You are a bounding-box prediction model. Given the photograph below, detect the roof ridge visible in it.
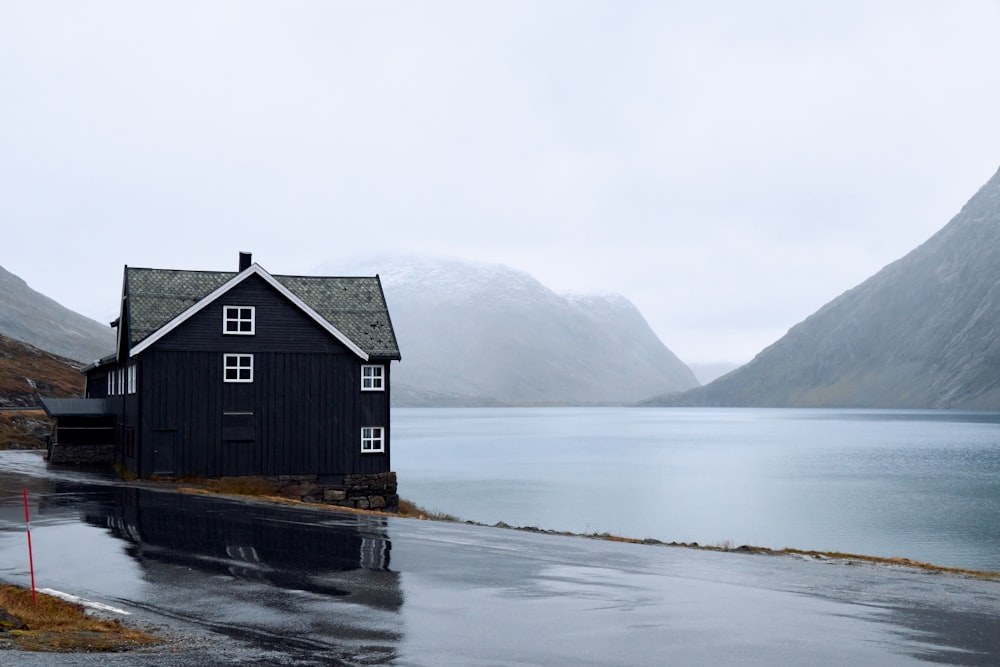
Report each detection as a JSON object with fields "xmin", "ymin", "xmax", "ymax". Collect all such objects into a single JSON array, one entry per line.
[{"xmin": 123, "ymin": 264, "xmax": 399, "ymax": 359}]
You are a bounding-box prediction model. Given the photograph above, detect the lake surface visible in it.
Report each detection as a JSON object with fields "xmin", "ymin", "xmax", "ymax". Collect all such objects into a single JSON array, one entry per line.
[{"xmin": 392, "ymin": 408, "xmax": 1000, "ymax": 572}]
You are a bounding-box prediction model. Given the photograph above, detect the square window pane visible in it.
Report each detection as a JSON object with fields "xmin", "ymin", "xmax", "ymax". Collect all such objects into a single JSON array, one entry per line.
[
  {"xmin": 224, "ymin": 306, "xmax": 255, "ymax": 335},
  {"xmin": 361, "ymin": 365, "xmax": 384, "ymax": 391},
  {"xmin": 224, "ymin": 354, "xmax": 253, "ymax": 382}
]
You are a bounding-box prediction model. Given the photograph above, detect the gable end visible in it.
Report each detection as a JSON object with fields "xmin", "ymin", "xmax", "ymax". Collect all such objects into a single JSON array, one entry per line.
[{"xmin": 127, "ymin": 265, "xmax": 371, "ymax": 359}]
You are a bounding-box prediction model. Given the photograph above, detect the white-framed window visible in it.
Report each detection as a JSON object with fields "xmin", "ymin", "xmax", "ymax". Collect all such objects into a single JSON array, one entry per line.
[
  {"xmin": 361, "ymin": 426, "xmax": 385, "ymax": 453},
  {"xmin": 127, "ymin": 363, "xmax": 137, "ymax": 394},
  {"xmin": 224, "ymin": 354, "xmax": 254, "ymax": 383},
  {"xmin": 108, "ymin": 368, "xmax": 123, "ymax": 395},
  {"xmin": 361, "ymin": 365, "xmax": 385, "ymax": 391},
  {"xmin": 223, "ymin": 306, "xmax": 255, "ymax": 335}
]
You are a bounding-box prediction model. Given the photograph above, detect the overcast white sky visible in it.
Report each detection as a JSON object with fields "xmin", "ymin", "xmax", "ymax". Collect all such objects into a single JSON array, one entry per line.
[{"xmin": 4, "ymin": 1, "xmax": 1000, "ymax": 365}]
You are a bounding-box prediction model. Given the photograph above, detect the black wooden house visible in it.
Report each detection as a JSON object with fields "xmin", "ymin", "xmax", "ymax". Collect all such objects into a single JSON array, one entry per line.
[{"xmin": 54, "ymin": 253, "xmax": 400, "ymax": 484}]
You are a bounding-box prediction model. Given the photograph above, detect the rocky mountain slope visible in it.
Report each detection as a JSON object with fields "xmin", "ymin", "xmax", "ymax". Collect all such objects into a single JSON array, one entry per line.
[
  {"xmin": 657, "ymin": 165, "xmax": 1000, "ymax": 409},
  {"xmin": 0, "ymin": 333, "xmax": 84, "ymax": 407},
  {"xmin": 319, "ymin": 256, "xmax": 698, "ymax": 405},
  {"xmin": 0, "ymin": 264, "xmax": 115, "ymax": 363},
  {"xmin": 0, "ymin": 334, "xmax": 83, "ymax": 449}
]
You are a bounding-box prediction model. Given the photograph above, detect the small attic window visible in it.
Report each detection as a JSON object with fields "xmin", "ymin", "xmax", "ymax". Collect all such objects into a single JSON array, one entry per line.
[
  {"xmin": 223, "ymin": 306, "xmax": 255, "ymax": 335},
  {"xmin": 361, "ymin": 365, "xmax": 384, "ymax": 391}
]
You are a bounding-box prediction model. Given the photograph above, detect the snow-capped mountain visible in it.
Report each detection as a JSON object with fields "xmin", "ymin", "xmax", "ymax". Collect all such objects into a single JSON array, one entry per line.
[{"xmin": 317, "ymin": 255, "xmax": 698, "ymax": 406}]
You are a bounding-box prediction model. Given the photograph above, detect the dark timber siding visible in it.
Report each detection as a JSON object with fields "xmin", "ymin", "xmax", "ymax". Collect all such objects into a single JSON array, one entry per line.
[
  {"xmin": 134, "ymin": 274, "xmax": 391, "ymax": 478},
  {"xmin": 120, "ymin": 364, "xmax": 140, "ymax": 471},
  {"xmin": 84, "ymin": 362, "xmax": 140, "ymax": 469},
  {"xmin": 86, "ymin": 371, "xmax": 109, "ymax": 398}
]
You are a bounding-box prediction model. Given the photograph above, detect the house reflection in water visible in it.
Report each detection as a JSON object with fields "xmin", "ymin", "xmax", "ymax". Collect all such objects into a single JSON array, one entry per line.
[{"xmin": 73, "ymin": 486, "xmax": 403, "ymax": 612}]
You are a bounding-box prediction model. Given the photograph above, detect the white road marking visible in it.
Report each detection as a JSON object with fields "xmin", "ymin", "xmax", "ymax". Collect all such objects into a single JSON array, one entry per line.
[{"xmin": 38, "ymin": 588, "xmax": 131, "ymax": 615}]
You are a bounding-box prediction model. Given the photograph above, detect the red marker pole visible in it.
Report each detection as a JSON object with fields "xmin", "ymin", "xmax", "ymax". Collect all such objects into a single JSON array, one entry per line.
[{"xmin": 23, "ymin": 488, "xmax": 36, "ymax": 604}]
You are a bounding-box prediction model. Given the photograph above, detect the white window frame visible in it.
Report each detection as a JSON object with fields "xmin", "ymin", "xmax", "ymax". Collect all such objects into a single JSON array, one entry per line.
[
  {"xmin": 223, "ymin": 353, "xmax": 254, "ymax": 383},
  {"xmin": 127, "ymin": 363, "xmax": 137, "ymax": 394},
  {"xmin": 361, "ymin": 426, "xmax": 385, "ymax": 453},
  {"xmin": 361, "ymin": 365, "xmax": 385, "ymax": 391},
  {"xmin": 223, "ymin": 305, "xmax": 256, "ymax": 335}
]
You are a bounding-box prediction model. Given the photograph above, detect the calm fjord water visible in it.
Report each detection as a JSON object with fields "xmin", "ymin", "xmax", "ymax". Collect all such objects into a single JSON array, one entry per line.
[{"xmin": 392, "ymin": 408, "xmax": 1000, "ymax": 572}]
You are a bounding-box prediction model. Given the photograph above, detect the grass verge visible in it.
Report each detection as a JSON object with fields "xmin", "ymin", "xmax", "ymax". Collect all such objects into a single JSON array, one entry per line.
[
  {"xmin": 396, "ymin": 498, "xmax": 460, "ymax": 522},
  {"xmin": 171, "ymin": 477, "xmax": 462, "ymax": 521},
  {"xmin": 0, "ymin": 584, "xmax": 161, "ymax": 652},
  {"xmin": 174, "ymin": 475, "xmax": 278, "ymax": 496},
  {"xmin": 774, "ymin": 547, "xmax": 1000, "ymax": 579}
]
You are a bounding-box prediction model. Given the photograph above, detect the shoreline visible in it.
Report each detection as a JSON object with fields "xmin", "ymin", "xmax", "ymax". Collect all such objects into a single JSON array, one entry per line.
[
  {"xmin": 173, "ymin": 484, "xmax": 1000, "ymax": 581},
  {"xmin": 5, "ymin": 445, "xmax": 996, "ymax": 582},
  {"xmin": 3, "ymin": 466, "xmax": 998, "ymax": 656}
]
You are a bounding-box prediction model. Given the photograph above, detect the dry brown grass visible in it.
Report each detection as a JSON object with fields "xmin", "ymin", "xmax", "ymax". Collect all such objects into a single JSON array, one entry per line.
[
  {"xmin": 0, "ymin": 584, "xmax": 160, "ymax": 652},
  {"xmin": 479, "ymin": 528, "xmax": 1000, "ymax": 581},
  {"xmin": 396, "ymin": 498, "xmax": 460, "ymax": 522},
  {"xmin": 618, "ymin": 539, "xmax": 1000, "ymax": 579},
  {"xmin": 180, "ymin": 476, "xmax": 279, "ymax": 497},
  {"xmin": 775, "ymin": 547, "xmax": 1000, "ymax": 579},
  {"xmin": 0, "ymin": 335, "xmax": 84, "ymax": 405},
  {"xmin": 0, "ymin": 410, "xmax": 50, "ymax": 450},
  {"xmin": 171, "ymin": 480, "xmax": 461, "ymax": 523}
]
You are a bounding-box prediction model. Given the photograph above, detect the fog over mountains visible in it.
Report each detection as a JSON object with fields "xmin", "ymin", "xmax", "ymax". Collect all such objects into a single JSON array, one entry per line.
[
  {"xmin": 658, "ymin": 165, "xmax": 1000, "ymax": 409},
  {"xmin": 1, "ymin": 257, "xmax": 698, "ymax": 406},
  {"xmin": 319, "ymin": 256, "xmax": 699, "ymax": 405},
  {"xmin": 14, "ymin": 159, "xmax": 1000, "ymax": 412},
  {"xmin": 0, "ymin": 264, "xmax": 114, "ymax": 364}
]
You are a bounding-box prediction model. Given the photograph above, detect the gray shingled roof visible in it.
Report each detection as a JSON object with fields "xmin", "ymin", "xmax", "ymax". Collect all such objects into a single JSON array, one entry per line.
[{"xmin": 125, "ymin": 267, "xmax": 400, "ymax": 359}]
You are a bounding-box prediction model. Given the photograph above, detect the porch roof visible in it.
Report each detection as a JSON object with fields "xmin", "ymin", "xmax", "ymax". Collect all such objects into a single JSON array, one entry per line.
[{"xmin": 39, "ymin": 398, "xmax": 114, "ymax": 418}]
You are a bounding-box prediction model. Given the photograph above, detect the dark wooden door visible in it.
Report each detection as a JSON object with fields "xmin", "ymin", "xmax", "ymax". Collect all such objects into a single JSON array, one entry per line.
[{"xmin": 152, "ymin": 429, "xmax": 176, "ymax": 476}]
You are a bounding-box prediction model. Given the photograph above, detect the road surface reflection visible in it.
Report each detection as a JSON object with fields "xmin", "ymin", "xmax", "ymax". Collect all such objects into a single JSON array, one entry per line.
[{"xmin": 1, "ymin": 451, "xmax": 999, "ymax": 666}]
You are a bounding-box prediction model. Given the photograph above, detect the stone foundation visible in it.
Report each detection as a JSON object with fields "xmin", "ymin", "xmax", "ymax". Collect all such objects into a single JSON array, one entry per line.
[
  {"xmin": 269, "ymin": 472, "xmax": 398, "ymax": 513},
  {"xmin": 48, "ymin": 444, "xmax": 114, "ymax": 465}
]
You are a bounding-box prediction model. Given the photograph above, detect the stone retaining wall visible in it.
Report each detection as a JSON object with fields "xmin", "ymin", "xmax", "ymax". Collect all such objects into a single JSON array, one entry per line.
[
  {"xmin": 269, "ymin": 471, "xmax": 398, "ymax": 512},
  {"xmin": 48, "ymin": 444, "xmax": 114, "ymax": 465}
]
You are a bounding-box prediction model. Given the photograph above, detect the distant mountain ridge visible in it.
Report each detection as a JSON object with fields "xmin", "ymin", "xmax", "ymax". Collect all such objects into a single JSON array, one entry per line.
[
  {"xmin": 1, "ymin": 258, "xmax": 697, "ymax": 406},
  {"xmin": 0, "ymin": 264, "xmax": 115, "ymax": 363},
  {"xmin": 658, "ymin": 165, "xmax": 1000, "ymax": 409},
  {"xmin": 319, "ymin": 256, "xmax": 698, "ymax": 406}
]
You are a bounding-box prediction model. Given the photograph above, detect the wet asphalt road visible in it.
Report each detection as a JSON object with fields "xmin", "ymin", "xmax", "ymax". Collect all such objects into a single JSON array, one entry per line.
[{"xmin": 0, "ymin": 451, "xmax": 999, "ymax": 666}]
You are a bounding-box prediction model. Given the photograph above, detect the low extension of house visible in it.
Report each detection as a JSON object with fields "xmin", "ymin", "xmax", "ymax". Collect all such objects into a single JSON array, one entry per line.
[{"xmin": 41, "ymin": 253, "xmax": 401, "ymax": 511}]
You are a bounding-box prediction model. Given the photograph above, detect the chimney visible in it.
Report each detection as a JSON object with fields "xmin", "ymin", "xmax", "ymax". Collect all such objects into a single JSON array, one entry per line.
[{"xmin": 239, "ymin": 252, "xmax": 252, "ymax": 271}]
